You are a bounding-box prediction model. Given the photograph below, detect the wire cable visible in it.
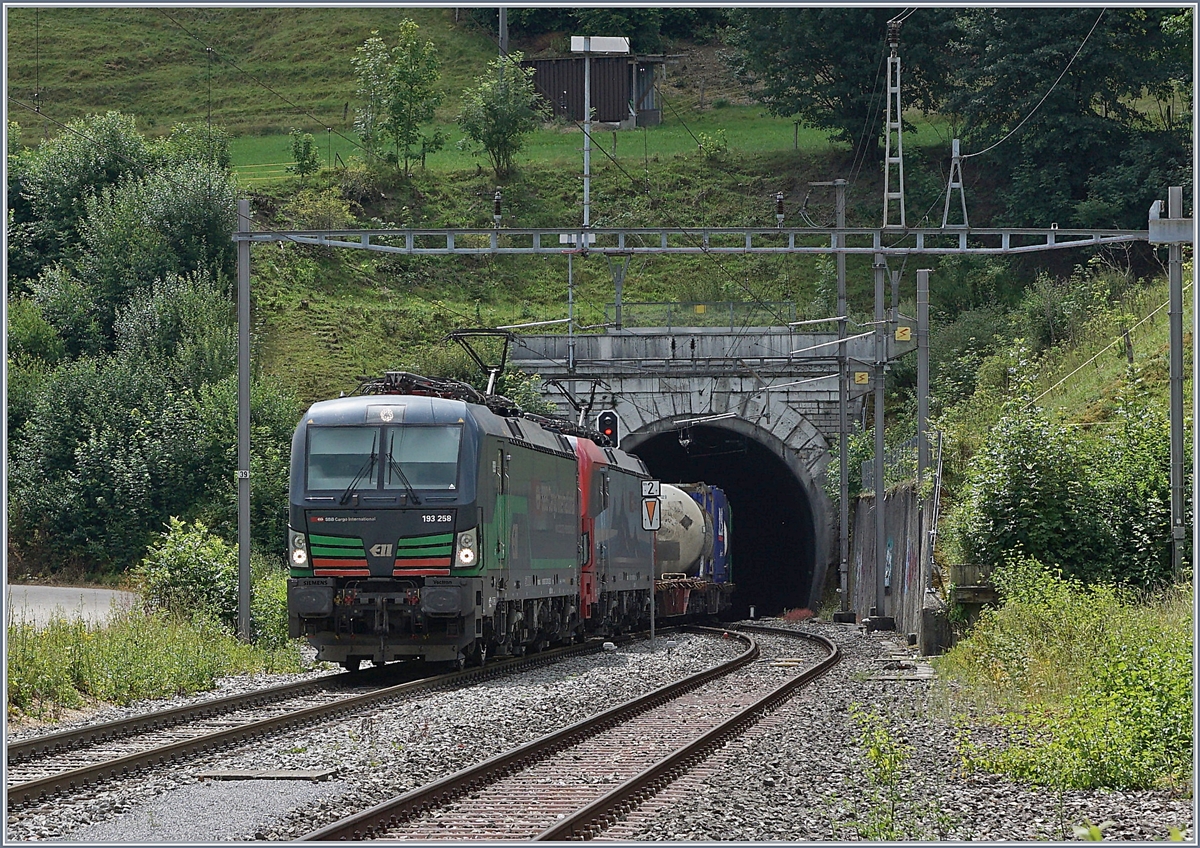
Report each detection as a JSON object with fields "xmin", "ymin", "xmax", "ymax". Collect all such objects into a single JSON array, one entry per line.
[
  {"xmin": 1027, "ymin": 282, "xmax": 1193, "ymax": 408},
  {"xmin": 963, "ymin": 9, "xmax": 1106, "ymax": 160}
]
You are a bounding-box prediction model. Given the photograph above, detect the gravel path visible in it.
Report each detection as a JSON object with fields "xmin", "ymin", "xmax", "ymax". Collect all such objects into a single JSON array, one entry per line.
[{"xmin": 5, "ymin": 622, "xmax": 1193, "ymax": 843}]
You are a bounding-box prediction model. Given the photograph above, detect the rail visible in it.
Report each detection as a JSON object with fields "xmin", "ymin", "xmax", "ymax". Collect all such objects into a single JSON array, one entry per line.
[
  {"xmin": 6, "ymin": 638, "xmax": 618, "ymax": 809},
  {"xmin": 299, "ymin": 625, "xmax": 838, "ymax": 841}
]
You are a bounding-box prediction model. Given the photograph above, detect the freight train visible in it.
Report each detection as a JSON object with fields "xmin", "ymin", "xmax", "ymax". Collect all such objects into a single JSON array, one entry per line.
[{"xmin": 286, "ymin": 372, "xmax": 733, "ymax": 670}]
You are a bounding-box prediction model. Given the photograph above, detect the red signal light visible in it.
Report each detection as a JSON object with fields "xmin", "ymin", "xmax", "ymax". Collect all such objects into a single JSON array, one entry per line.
[{"xmin": 597, "ymin": 411, "xmax": 619, "ymax": 444}]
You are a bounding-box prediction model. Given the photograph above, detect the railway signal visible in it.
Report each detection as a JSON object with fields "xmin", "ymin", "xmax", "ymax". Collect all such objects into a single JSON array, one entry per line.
[{"xmin": 597, "ymin": 410, "xmax": 620, "ymax": 446}]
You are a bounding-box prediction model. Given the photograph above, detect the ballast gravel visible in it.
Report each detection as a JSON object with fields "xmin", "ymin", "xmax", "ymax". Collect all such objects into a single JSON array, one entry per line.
[
  {"xmin": 6, "ymin": 622, "xmax": 1193, "ymax": 843},
  {"xmin": 7, "ymin": 633, "xmax": 744, "ymax": 842}
]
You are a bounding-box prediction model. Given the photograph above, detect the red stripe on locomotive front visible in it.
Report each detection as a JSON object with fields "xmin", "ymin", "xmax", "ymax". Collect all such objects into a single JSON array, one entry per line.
[{"xmin": 311, "ymin": 558, "xmax": 369, "ymax": 568}]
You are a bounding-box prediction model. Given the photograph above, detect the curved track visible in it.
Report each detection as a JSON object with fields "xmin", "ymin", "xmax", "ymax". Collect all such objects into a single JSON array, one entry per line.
[
  {"xmin": 6, "ymin": 639, "xmax": 618, "ymax": 810},
  {"xmin": 301, "ymin": 625, "xmax": 838, "ymax": 841}
]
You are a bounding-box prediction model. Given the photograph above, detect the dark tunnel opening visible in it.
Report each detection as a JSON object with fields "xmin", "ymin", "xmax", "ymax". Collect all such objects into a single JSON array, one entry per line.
[{"xmin": 628, "ymin": 425, "xmax": 818, "ymax": 619}]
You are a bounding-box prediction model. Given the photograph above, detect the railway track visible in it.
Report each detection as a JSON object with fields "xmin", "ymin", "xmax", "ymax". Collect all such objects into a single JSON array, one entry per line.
[
  {"xmin": 5, "ymin": 638, "xmax": 623, "ymax": 810},
  {"xmin": 300, "ymin": 624, "xmax": 838, "ymax": 841}
]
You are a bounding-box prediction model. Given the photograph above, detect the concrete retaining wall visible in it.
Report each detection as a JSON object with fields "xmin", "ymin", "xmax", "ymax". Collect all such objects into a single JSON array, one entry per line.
[{"xmin": 849, "ymin": 484, "xmax": 944, "ymax": 651}]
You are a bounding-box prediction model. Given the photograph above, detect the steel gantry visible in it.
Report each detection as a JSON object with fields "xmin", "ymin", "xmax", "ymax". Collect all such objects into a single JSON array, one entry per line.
[{"xmin": 233, "ymin": 225, "xmax": 1148, "ymax": 256}]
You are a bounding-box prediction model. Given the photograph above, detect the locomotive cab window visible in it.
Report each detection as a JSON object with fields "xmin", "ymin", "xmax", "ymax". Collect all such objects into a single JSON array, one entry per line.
[
  {"xmin": 307, "ymin": 427, "xmax": 379, "ymax": 490},
  {"xmin": 385, "ymin": 426, "xmax": 462, "ymax": 490}
]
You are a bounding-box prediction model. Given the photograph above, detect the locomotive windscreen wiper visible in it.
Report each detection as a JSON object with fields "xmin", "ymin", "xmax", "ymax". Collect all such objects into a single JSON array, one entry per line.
[
  {"xmin": 386, "ymin": 450, "xmax": 422, "ymax": 505},
  {"xmin": 339, "ymin": 432, "xmax": 378, "ymax": 505}
]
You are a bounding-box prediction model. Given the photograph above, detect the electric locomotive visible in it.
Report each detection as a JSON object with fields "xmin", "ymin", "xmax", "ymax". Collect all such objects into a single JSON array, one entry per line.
[{"xmin": 286, "ymin": 373, "xmax": 655, "ymax": 670}]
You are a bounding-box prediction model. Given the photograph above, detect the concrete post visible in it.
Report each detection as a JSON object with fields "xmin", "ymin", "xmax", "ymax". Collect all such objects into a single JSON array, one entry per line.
[
  {"xmin": 1167, "ymin": 186, "xmax": 1186, "ymax": 580},
  {"xmin": 917, "ymin": 270, "xmax": 930, "ymax": 483},
  {"xmin": 836, "ymin": 180, "xmax": 852, "ymax": 620},
  {"xmin": 873, "ymin": 255, "xmax": 890, "ymax": 626},
  {"xmin": 917, "ymin": 268, "xmax": 932, "ymax": 638},
  {"xmin": 237, "ymin": 199, "xmax": 252, "ymax": 642}
]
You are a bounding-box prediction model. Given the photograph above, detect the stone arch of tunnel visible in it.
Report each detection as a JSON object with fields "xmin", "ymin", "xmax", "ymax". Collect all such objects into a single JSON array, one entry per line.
[{"xmin": 623, "ymin": 418, "xmax": 832, "ymax": 619}]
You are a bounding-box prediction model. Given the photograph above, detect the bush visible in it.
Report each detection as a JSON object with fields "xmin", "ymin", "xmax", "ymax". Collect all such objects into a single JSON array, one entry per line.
[
  {"xmin": 135, "ymin": 517, "xmax": 239, "ymax": 627},
  {"xmin": 250, "ymin": 554, "xmax": 292, "ymax": 650},
  {"xmin": 288, "ymin": 128, "xmax": 321, "ymax": 179},
  {"xmin": 9, "ymin": 356, "xmax": 205, "ymax": 571},
  {"xmin": 17, "ymin": 111, "xmax": 152, "ymax": 276},
  {"xmin": 953, "ymin": 404, "xmax": 1111, "ymax": 583},
  {"xmin": 156, "ymin": 121, "xmax": 232, "ymax": 171},
  {"xmin": 78, "ymin": 161, "xmax": 237, "ymax": 341},
  {"xmin": 134, "ymin": 521, "xmax": 297, "ymax": 650}
]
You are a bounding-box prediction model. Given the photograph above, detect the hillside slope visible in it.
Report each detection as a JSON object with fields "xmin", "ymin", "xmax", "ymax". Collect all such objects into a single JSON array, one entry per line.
[{"xmin": 6, "ymin": 7, "xmax": 497, "ymax": 139}]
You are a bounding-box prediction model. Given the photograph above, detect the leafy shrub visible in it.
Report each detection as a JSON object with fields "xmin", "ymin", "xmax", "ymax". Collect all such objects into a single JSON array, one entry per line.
[
  {"xmin": 9, "ymin": 357, "xmax": 204, "ymax": 571},
  {"xmin": 697, "ymin": 129, "xmax": 729, "ymax": 159},
  {"xmin": 1089, "ymin": 393, "xmax": 1180, "ymax": 588},
  {"xmin": 28, "ymin": 265, "xmax": 104, "ymax": 359},
  {"xmin": 135, "ymin": 517, "xmax": 238, "ymax": 627},
  {"xmin": 156, "ymin": 121, "xmax": 232, "ymax": 170},
  {"xmin": 284, "ymin": 187, "xmax": 356, "ymax": 230},
  {"xmin": 250, "ymin": 554, "xmax": 292, "ymax": 650},
  {"xmin": 134, "ymin": 523, "xmax": 297, "ymax": 649},
  {"xmin": 288, "ymin": 128, "xmax": 321, "ymax": 179},
  {"xmin": 940, "ymin": 560, "xmax": 1193, "ymax": 791},
  {"xmin": 6, "ymin": 295, "xmax": 65, "ymax": 365},
  {"xmin": 17, "ymin": 111, "xmax": 152, "ymax": 276},
  {"xmin": 191, "ymin": 375, "xmax": 302, "ymax": 561},
  {"xmin": 78, "ymin": 161, "xmax": 237, "ymax": 341},
  {"xmin": 953, "ymin": 405, "xmax": 1111, "ymax": 583},
  {"xmin": 114, "ymin": 271, "xmax": 236, "ymax": 388}
]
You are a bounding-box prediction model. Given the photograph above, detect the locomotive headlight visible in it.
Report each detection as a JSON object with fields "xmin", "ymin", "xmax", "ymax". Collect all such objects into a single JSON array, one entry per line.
[
  {"xmin": 455, "ymin": 527, "xmax": 477, "ymax": 566},
  {"xmin": 290, "ymin": 531, "xmax": 309, "ymax": 566}
]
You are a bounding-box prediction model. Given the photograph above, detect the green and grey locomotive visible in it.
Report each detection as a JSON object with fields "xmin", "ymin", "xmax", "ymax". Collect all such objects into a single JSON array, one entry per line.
[{"xmin": 286, "ymin": 373, "xmax": 655, "ymax": 670}]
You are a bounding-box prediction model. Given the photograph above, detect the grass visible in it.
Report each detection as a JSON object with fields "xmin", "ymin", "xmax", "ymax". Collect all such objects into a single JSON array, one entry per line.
[
  {"xmin": 7, "ymin": 7, "xmax": 497, "ymax": 141},
  {"xmin": 6, "ymin": 607, "xmax": 304, "ymax": 721},
  {"xmin": 933, "ymin": 559, "xmax": 1193, "ymax": 793},
  {"xmin": 228, "ymin": 104, "xmax": 962, "ymax": 184},
  {"xmin": 1029, "ymin": 266, "xmax": 1194, "ymax": 422}
]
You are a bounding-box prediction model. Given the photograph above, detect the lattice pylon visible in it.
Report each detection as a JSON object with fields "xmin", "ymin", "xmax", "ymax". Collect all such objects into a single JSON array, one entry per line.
[
  {"xmin": 942, "ymin": 138, "xmax": 969, "ymax": 228},
  {"xmin": 882, "ymin": 26, "xmax": 905, "ymax": 229}
]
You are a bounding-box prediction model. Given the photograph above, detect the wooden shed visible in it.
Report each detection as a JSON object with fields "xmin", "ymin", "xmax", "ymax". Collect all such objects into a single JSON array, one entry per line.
[{"xmin": 520, "ymin": 55, "xmax": 667, "ymax": 128}]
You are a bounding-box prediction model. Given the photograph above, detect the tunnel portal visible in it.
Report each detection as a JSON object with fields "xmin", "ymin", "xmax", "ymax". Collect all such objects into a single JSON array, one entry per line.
[{"xmin": 626, "ymin": 423, "xmax": 821, "ymax": 619}]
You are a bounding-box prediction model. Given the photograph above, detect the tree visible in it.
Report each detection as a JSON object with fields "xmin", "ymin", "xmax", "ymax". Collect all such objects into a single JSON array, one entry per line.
[
  {"xmin": 945, "ymin": 8, "xmax": 1192, "ymax": 228},
  {"xmin": 724, "ymin": 8, "xmax": 959, "ymax": 162},
  {"xmin": 77, "ymin": 161, "xmax": 237, "ymax": 342},
  {"xmin": 288, "ymin": 128, "xmax": 320, "ymax": 179},
  {"xmin": 384, "ymin": 19, "xmax": 445, "ymax": 174},
  {"xmin": 351, "ymin": 32, "xmax": 391, "ymax": 155},
  {"xmin": 114, "ymin": 271, "xmax": 236, "ymax": 389},
  {"xmin": 156, "ymin": 121, "xmax": 232, "ymax": 171},
  {"xmin": 457, "ymin": 53, "xmax": 547, "ymax": 179},
  {"xmin": 351, "ymin": 21, "xmax": 444, "ymax": 173},
  {"xmin": 15, "ymin": 111, "xmax": 151, "ymax": 279}
]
